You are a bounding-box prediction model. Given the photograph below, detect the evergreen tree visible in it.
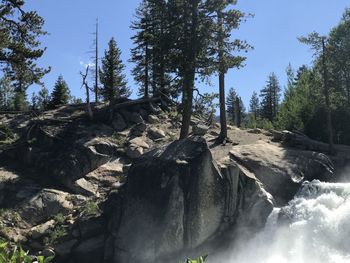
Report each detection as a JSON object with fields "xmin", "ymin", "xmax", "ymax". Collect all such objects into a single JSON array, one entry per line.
[
  {"xmin": 0, "ymin": 75, "xmax": 14, "ymax": 110},
  {"xmin": 259, "ymin": 73, "xmax": 281, "ymax": 122},
  {"xmin": 249, "ymin": 91, "xmax": 259, "ymax": 120},
  {"xmin": 100, "ymin": 38, "xmax": 130, "ymax": 102},
  {"xmin": 226, "ymin": 87, "xmax": 237, "ymax": 123},
  {"xmin": 0, "ymin": 0, "xmax": 50, "ymax": 95},
  {"xmin": 328, "ymin": 8, "xmax": 350, "ymax": 107},
  {"xmin": 299, "ymin": 32, "xmax": 334, "ymax": 153},
  {"xmin": 38, "ymin": 86, "xmax": 50, "ymax": 110},
  {"xmin": 130, "ymin": 0, "xmax": 153, "ymax": 98},
  {"xmin": 13, "ymin": 91, "xmax": 28, "ymax": 111},
  {"xmin": 206, "ymin": 0, "xmax": 252, "ymax": 141},
  {"xmin": 49, "ymin": 75, "xmax": 71, "ymax": 108},
  {"xmin": 131, "ymin": 0, "xmax": 175, "ymax": 99},
  {"xmin": 193, "ymin": 92, "xmax": 219, "ymax": 124}
]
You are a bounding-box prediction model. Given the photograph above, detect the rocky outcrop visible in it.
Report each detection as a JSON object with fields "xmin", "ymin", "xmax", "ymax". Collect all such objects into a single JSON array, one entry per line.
[
  {"xmin": 230, "ymin": 141, "xmax": 334, "ymax": 203},
  {"xmin": 103, "ymin": 137, "xmax": 274, "ymax": 263}
]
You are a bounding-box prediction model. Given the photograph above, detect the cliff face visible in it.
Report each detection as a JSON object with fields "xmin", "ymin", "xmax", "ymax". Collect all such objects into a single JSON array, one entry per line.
[
  {"xmin": 0, "ymin": 101, "xmax": 343, "ymax": 262},
  {"xmin": 102, "ymin": 137, "xmax": 273, "ymax": 263}
]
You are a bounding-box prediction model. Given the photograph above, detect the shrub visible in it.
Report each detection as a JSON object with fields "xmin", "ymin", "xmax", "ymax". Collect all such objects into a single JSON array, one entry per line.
[
  {"xmin": 78, "ymin": 200, "xmax": 100, "ymax": 217},
  {"xmin": 185, "ymin": 255, "xmax": 208, "ymax": 263},
  {"xmin": 0, "ymin": 240, "xmax": 54, "ymax": 263},
  {"xmin": 0, "ymin": 124, "xmax": 14, "ymax": 142}
]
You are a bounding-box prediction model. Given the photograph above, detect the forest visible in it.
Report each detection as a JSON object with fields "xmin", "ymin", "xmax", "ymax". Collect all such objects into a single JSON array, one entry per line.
[{"xmin": 1, "ymin": 1, "xmax": 350, "ymax": 152}]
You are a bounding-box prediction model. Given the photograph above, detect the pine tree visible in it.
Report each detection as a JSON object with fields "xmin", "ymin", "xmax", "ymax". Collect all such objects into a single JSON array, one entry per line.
[
  {"xmin": 0, "ymin": 75, "xmax": 14, "ymax": 110},
  {"xmin": 100, "ymin": 38, "xmax": 130, "ymax": 102},
  {"xmin": 130, "ymin": 0, "xmax": 153, "ymax": 98},
  {"xmin": 206, "ymin": 0, "xmax": 252, "ymax": 142},
  {"xmin": 249, "ymin": 91, "xmax": 259, "ymax": 120},
  {"xmin": 299, "ymin": 32, "xmax": 334, "ymax": 154},
  {"xmin": 0, "ymin": 0, "xmax": 50, "ymax": 95},
  {"xmin": 38, "ymin": 86, "xmax": 50, "ymax": 110},
  {"xmin": 226, "ymin": 87, "xmax": 237, "ymax": 123},
  {"xmin": 130, "ymin": 0, "xmax": 174, "ymax": 99},
  {"xmin": 49, "ymin": 75, "xmax": 71, "ymax": 108},
  {"xmin": 260, "ymin": 73, "xmax": 281, "ymax": 122}
]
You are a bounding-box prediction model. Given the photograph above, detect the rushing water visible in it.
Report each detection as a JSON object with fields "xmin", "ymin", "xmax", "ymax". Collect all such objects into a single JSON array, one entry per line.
[{"xmin": 227, "ymin": 180, "xmax": 350, "ymax": 263}]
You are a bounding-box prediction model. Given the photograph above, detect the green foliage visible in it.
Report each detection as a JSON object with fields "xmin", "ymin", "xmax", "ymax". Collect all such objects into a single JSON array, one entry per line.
[
  {"xmin": 37, "ymin": 87, "xmax": 50, "ymax": 111},
  {"xmin": 53, "ymin": 213, "xmax": 66, "ymax": 225},
  {"xmin": 49, "ymin": 75, "xmax": 71, "ymax": 108},
  {"xmin": 13, "ymin": 92, "xmax": 28, "ymax": 111},
  {"xmin": 193, "ymin": 92, "xmax": 219, "ymax": 123},
  {"xmin": 0, "ymin": 240, "xmax": 54, "ymax": 263},
  {"xmin": 249, "ymin": 91, "xmax": 259, "ymax": 120},
  {"xmin": 0, "ymin": 124, "xmax": 14, "ymax": 142},
  {"xmin": 0, "ymin": 0, "xmax": 50, "ymax": 94},
  {"xmin": 100, "ymin": 38, "xmax": 130, "ymax": 102},
  {"xmin": 43, "ymin": 226, "xmax": 68, "ymax": 246},
  {"xmin": 185, "ymin": 255, "xmax": 208, "ymax": 263},
  {"xmin": 259, "ymin": 73, "xmax": 281, "ymax": 122},
  {"xmin": 78, "ymin": 200, "xmax": 100, "ymax": 217},
  {"xmin": 0, "ymin": 76, "xmax": 15, "ymax": 111}
]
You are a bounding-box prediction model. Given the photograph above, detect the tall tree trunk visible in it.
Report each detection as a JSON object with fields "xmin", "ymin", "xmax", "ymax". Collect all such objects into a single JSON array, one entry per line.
[
  {"xmin": 179, "ymin": 0, "xmax": 198, "ymax": 140},
  {"xmin": 321, "ymin": 38, "xmax": 334, "ymax": 154},
  {"xmin": 144, "ymin": 42, "xmax": 149, "ymax": 98},
  {"xmin": 95, "ymin": 19, "xmax": 99, "ymax": 103},
  {"xmin": 217, "ymin": 10, "xmax": 227, "ymax": 142},
  {"xmin": 346, "ymin": 75, "xmax": 350, "ymax": 107},
  {"xmin": 219, "ymin": 72, "xmax": 227, "ymax": 138},
  {"xmin": 180, "ymin": 74, "xmax": 194, "ymax": 139}
]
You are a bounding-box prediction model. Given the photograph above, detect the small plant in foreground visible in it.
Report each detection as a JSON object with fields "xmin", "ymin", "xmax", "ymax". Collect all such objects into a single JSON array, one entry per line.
[
  {"xmin": 0, "ymin": 240, "xmax": 54, "ymax": 263},
  {"xmin": 185, "ymin": 254, "xmax": 208, "ymax": 263},
  {"xmin": 78, "ymin": 200, "xmax": 100, "ymax": 217}
]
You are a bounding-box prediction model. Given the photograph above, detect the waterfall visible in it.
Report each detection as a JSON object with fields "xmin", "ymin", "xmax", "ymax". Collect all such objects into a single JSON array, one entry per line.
[{"xmin": 226, "ymin": 180, "xmax": 350, "ymax": 263}]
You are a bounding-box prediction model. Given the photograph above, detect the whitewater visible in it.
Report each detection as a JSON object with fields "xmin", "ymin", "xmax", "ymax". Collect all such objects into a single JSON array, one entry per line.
[{"xmin": 226, "ymin": 180, "xmax": 350, "ymax": 263}]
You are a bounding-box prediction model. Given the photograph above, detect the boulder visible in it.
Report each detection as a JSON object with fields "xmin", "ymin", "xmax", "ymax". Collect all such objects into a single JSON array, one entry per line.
[
  {"xmin": 192, "ymin": 124, "xmax": 209, "ymax": 136},
  {"xmin": 104, "ymin": 137, "xmax": 273, "ymax": 263},
  {"xmin": 129, "ymin": 137, "xmax": 150, "ymax": 149},
  {"xmin": 29, "ymin": 220, "xmax": 55, "ymax": 239},
  {"xmin": 130, "ymin": 122, "xmax": 147, "ymax": 137},
  {"xmin": 73, "ymin": 178, "xmax": 99, "ymax": 197},
  {"xmin": 20, "ymin": 189, "xmax": 73, "ymax": 225},
  {"xmin": 112, "ymin": 113, "xmax": 127, "ymax": 132},
  {"xmin": 148, "ymin": 115, "xmax": 160, "ymax": 124},
  {"xmin": 230, "ymin": 141, "xmax": 334, "ymax": 203},
  {"xmin": 148, "ymin": 127, "xmax": 166, "ymax": 140},
  {"xmin": 126, "ymin": 145, "xmax": 143, "ymax": 159},
  {"xmin": 129, "ymin": 112, "xmax": 144, "ymax": 124}
]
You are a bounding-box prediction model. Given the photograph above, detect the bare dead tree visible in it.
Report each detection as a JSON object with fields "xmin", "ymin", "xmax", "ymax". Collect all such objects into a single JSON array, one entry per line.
[{"xmin": 80, "ymin": 65, "xmax": 93, "ymax": 120}]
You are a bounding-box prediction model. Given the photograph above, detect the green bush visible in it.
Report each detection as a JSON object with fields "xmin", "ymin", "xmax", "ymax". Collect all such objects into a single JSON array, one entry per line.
[
  {"xmin": 0, "ymin": 124, "xmax": 14, "ymax": 142},
  {"xmin": 78, "ymin": 200, "xmax": 100, "ymax": 217},
  {"xmin": 0, "ymin": 240, "xmax": 54, "ymax": 263},
  {"xmin": 185, "ymin": 255, "xmax": 208, "ymax": 263}
]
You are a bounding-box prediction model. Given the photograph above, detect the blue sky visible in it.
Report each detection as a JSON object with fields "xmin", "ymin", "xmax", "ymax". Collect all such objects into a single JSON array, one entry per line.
[{"xmin": 25, "ymin": 0, "xmax": 349, "ymax": 107}]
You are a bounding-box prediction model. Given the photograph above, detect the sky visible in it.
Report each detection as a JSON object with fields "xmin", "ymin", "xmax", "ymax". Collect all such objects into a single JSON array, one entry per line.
[{"xmin": 25, "ymin": 0, "xmax": 350, "ymax": 107}]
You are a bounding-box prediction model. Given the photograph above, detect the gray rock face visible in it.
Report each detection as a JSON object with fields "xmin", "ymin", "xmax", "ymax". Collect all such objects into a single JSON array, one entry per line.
[
  {"xmin": 20, "ymin": 189, "xmax": 73, "ymax": 225},
  {"xmin": 148, "ymin": 127, "xmax": 166, "ymax": 140},
  {"xmin": 129, "ymin": 137, "xmax": 150, "ymax": 149},
  {"xmin": 126, "ymin": 145, "xmax": 144, "ymax": 159},
  {"xmin": 73, "ymin": 178, "xmax": 99, "ymax": 197},
  {"xmin": 112, "ymin": 113, "xmax": 127, "ymax": 132},
  {"xmin": 148, "ymin": 115, "xmax": 160, "ymax": 124},
  {"xmin": 130, "ymin": 122, "xmax": 147, "ymax": 137},
  {"xmin": 230, "ymin": 141, "xmax": 334, "ymax": 203},
  {"xmin": 192, "ymin": 124, "xmax": 209, "ymax": 136},
  {"xmin": 104, "ymin": 137, "xmax": 273, "ymax": 263}
]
